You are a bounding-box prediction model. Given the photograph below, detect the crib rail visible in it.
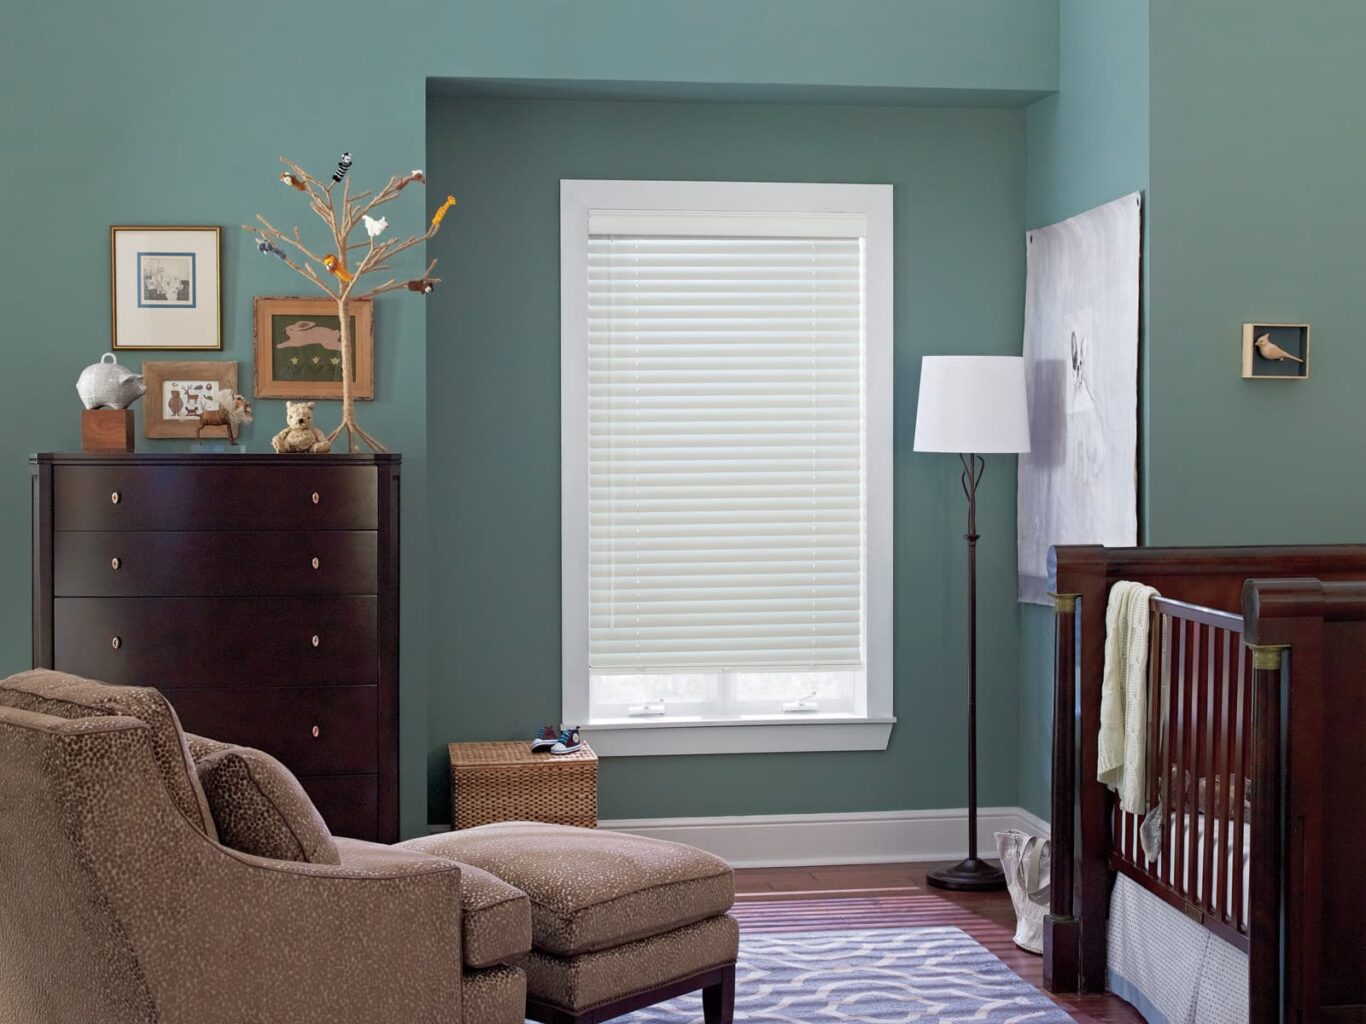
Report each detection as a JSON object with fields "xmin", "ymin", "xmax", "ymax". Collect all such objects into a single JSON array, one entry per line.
[
  {"xmin": 1046, "ymin": 544, "xmax": 1366, "ymax": 1023},
  {"xmin": 1109, "ymin": 597, "xmax": 1251, "ymax": 952}
]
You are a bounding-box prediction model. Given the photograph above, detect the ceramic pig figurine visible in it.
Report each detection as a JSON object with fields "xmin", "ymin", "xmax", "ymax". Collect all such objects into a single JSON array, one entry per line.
[{"xmin": 77, "ymin": 353, "xmax": 146, "ymax": 410}]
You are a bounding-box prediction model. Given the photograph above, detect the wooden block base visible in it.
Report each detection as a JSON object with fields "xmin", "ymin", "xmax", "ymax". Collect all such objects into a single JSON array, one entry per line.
[{"xmin": 81, "ymin": 409, "xmax": 135, "ymax": 452}]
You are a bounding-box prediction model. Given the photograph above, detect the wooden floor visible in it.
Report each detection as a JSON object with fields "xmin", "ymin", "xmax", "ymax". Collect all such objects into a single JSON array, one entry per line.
[{"xmin": 733, "ymin": 861, "xmax": 1143, "ymax": 1024}]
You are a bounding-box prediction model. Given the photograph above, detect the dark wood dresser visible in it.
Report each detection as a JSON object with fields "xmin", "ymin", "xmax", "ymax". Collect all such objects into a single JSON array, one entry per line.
[{"xmin": 30, "ymin": 453, "xmax": 400, "ymax": 843}]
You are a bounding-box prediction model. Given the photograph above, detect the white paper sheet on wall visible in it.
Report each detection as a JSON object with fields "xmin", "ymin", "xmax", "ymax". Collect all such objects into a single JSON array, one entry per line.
[{"xmin": 1018, "ymin": 192, "xmax": 1142, "ymax": 604}]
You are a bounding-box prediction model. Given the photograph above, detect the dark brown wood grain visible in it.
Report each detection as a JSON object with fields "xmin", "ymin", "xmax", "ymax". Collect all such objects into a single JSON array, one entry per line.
[
  {"xmin": 161, "ymin": 685, "xmax": 377, "ymax": 774},
  {"xmin": 297, "ymin": 774, "xmax": 379, "ymax": 841},
  {"xmin": 53, "ymin": 530, "xmax": 378, "ymax": 597},
  {"xmin": 53, "ymin": 596, "xmax": 378, "ymax": 687},
  {"xmin": 51, "ymin": 459, "xmax": 378, "ymax": 531},
  {"xmin": 30, "ymin": 453, "xmax": 401, "ymax": 844},
  {"xmin": 1244, "ymin": 578, "xmax": 1366, "ymax": 1023},
  {"xmin": 1047, "ymin": 545, "xmax": 1366, "ymax": 1020},
  {"xmin": 1043, "ymin": 596, "xmax": 1079, "ymax": 993}
]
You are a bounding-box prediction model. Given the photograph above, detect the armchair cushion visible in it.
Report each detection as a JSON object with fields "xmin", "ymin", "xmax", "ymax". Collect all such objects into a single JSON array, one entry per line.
[
  {"xmin": 0, "ymin": 670, "xmax": 215, "ymax": 839},
  {"xmin": 397, "ymin": 834, "xmax": 533, "ymax": 968},
  {"xmin": 195, "ymin": 744, "xmax": 339, "ymax": 865}
]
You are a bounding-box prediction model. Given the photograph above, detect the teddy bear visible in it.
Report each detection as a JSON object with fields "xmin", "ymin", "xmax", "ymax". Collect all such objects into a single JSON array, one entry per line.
[{"xmin": 271, "ymin": 401, "xmax": 332, "ymax": 454}]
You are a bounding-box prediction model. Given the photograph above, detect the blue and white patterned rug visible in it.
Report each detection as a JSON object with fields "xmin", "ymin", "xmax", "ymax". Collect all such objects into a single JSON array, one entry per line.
[{"xmin": 620, "ymin": 926, "xmax": 1074, "ymax": 1023}]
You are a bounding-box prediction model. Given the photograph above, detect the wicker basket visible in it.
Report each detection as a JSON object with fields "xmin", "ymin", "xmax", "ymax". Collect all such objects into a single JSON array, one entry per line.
[{"xmin": 448, "ymin": 741, "xmax": 598, "ymax": 830}]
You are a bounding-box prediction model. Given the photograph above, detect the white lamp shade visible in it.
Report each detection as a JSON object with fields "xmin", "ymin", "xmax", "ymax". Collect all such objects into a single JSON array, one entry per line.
[{"xmin": 913, "ymin": 355, "xmax": 1031, "ymax": 454}]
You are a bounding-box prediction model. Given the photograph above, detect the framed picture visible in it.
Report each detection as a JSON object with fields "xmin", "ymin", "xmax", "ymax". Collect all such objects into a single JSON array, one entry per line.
[
  {"xmin": 111, "ymin": 226, "xmax": 222, "ymax": 350},
  {"xmin": 253, "ymin": 296, "xmax": 374, "ymax": 401},
  {"xmin": 1242, "ymin": 322, "xmax": 1309, "ymax": 380},
  {"xmin": 142, "ymin": 360, "xmax": 237, "ymax": 438}
]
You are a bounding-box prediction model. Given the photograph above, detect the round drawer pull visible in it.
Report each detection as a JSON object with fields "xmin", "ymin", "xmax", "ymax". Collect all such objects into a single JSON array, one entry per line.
[
  {"xmin": 111, "ymin": 636, "xmax": 122, "ymax": 650},
  {"xmin": 110, "ymin": 557, "xmax": 121, "ymax": 571},
  {"xmin": 311, "ymin": 634, "xmax": 320, "ymax": 648},
  {"xmin": 312, "ymin": 491, "xmax": 321, "ymax": 505},
  {"xmin": 310, "ymin": 556, "xmax": 320, "ymax": 570},
  {"xmin": 311, "ymin": 725, "xmax": 320, "ymax": 738},
  {"xmin": 110, "ymin": 491, "xmax": 121, "ymax": 505}
]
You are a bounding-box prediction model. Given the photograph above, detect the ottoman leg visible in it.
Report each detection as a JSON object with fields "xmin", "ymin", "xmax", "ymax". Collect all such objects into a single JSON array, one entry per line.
[{"xmin": 702, "ymin": 963, "xmax": 735, "ymax": 1024}]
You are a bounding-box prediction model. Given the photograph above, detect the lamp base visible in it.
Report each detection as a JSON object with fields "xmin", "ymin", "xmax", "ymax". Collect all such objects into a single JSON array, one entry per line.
[{"xmin": 926, "ymin": 857, "xmax": 1007, "ymax": 892}]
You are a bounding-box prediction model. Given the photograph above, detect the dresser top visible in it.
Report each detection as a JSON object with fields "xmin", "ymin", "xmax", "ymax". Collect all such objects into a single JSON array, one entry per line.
[{"xmin": 31, "ymin": 453, "xmax": 401, "ymax": 466}]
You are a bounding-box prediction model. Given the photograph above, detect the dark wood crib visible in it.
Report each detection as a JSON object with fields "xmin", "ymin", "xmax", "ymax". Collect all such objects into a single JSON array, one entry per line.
[{"xmin": 1044, "ymin": 545, "xmax": 1366, "ymax": 1023}]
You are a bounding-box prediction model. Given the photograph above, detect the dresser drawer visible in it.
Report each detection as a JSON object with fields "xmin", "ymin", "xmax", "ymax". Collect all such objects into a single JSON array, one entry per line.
[
  {"xmin": 54, "ymin": 596, "xmax": 377, "ymax": 687},
  {"xmin": 54, "ymin": 531, "xmax": 377, "ymax": 597},
  {"xmin": 161, "ymin": 686, "xmax": 377, "ymax": 774},
  {"xmin": 297, "ymin": 775, "xmax": 378, "ymax": 841},
  {"xmin": 53, "ymin": 464, "xmax": 378, "ymax": 532}
]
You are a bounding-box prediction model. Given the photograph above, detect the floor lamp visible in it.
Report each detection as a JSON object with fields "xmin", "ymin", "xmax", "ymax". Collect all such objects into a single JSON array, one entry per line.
[{"xmin": 914, "ymin": 355, "xmax": 1031, "ymax": 892}]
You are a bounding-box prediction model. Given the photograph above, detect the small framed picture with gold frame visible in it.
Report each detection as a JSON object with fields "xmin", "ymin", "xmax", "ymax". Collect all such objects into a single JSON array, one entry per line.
[
  {"xmin": 110, "ymin": 226, "xmax": 222, "ymax": 350},
  {"xmin": 253, "ymin": 296, "xmax": 375, "ymax": 401}
]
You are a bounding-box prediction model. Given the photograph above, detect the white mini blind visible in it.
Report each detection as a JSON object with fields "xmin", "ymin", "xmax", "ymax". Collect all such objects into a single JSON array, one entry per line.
[{"xmin": 587, "ymin": 212, "xmax": 867, "ymax": 675}]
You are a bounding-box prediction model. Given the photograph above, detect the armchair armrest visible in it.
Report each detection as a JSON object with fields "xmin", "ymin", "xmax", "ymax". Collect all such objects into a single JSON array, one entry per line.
[{"xmin": 151, "ymin": 837, "xmax": 465, "ymax": 1023}]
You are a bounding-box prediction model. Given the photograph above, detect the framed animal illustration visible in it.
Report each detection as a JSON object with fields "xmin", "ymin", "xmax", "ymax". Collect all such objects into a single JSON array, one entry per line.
[
  {"xmin": 141, "ymin": 360, "xmax": 237, "ymax": 439},
  {"xmin": 110, "ymin": 226, "xmax": 222, "ymax": 350},
  {"xmin": 253, "ymin": 296, "xmax": 374, "ymax": 401},
  {"xmin": 1242, "ymin": 322, "xmax": 1309, "ymax": 379}
]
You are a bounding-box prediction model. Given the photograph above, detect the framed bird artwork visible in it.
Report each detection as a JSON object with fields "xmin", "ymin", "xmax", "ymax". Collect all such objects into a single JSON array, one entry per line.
[{"xmin": 1242, "ymin": 322, "xmax": 1309, "ymax": 380}]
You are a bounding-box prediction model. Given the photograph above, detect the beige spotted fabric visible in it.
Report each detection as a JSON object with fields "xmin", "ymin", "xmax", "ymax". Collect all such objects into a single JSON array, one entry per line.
[
  {"xmin": 462, "ymin": 964, "xmax": 527, "ymax": 1024},
  {"xmin": 185, "ymin": 731, "xmax": 233, "ymax": 761},
  {"xmin": 420, "ymin": 821, "xmax": 735, "ymax": 956},
  {"xmin": 0, "ymin": 670, "xmax": 216, "ymax": 840},
  {"xmin": 195, "ymin": 745, "xmax": 340, "ymax": 865},
  {"xmin": 399, "ymin": 834, "xmax": 532, "ymax": 968},
  {"xmin": 0, "ymin": 704, "xmax": 480, "ymax": 1023},
  {"xmin": 524, "ymin": 915, "xmax": 739, "ymax": 1013}
]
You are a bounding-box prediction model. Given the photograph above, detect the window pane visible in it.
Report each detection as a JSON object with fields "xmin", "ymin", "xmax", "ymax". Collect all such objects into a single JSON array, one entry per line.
[
  {"xmin": 590, "ymin": 673, "xmax": 715, "ymax": 707},
  {"xmin": 731, "ymin": 670, "xmax": 858, "ymax": 705}
]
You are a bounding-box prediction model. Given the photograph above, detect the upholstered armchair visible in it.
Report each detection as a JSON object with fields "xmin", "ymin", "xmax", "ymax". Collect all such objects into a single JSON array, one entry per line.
[{"xmin": 0, "ymin": 671, "xmax": 531, "ymax": 1024}]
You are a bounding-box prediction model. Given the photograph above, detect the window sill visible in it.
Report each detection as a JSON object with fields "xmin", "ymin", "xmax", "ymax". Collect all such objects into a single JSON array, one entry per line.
[{"xmin": 581, "ymin": 715, "xmax": 896, "ymax": 757}]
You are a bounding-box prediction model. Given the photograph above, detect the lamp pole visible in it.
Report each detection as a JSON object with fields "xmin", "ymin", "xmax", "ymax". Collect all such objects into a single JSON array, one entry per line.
[
  {"xmin": 927, "ymin": 452, "xmax": 1006, "ymax": 891},
  {"xmin": 913, "ymin": 354, "xmax": 1027, "ymax": 892}
]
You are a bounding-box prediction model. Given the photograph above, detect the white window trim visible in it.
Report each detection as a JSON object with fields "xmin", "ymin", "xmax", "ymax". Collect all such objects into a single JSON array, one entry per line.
[{"xmin": 560, "ymin": 179, "xmax": 895, "ymax": 757}]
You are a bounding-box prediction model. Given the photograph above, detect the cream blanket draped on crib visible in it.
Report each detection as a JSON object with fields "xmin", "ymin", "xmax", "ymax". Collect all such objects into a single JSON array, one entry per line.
[{"xmin": 1097, "ymin": 580, "xmax": 1159, "ymax": 815}]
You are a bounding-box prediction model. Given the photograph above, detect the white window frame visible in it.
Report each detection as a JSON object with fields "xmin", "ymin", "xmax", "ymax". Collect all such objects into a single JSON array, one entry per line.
[{"xmin": 561, "ymin": 179, "xmax": 894, "ymax": 757}]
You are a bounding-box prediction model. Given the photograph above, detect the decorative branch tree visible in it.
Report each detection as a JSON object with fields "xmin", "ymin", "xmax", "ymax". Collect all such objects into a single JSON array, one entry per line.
[{"xmin": 244, "ymin": 156, "xmax": 453, "ymax": 453}]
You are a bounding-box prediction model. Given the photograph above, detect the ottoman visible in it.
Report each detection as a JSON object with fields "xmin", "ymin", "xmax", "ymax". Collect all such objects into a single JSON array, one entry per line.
[{"xmin": 404, "ymin": 822, "xmax": 738, "ymax": 1023}]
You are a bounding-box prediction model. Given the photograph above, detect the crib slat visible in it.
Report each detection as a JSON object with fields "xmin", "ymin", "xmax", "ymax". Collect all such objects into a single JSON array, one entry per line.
[
  {"xmin": 1214, "ymin": 627, "xmax": 1233, "ymax": 922},
  {"xmin": 1201, "ymin": 626, "xmax": 1220, "ymax": 912},
  {"xmin": 1145, "ymin": 612, "xmax": 1164, "ymax": 868},
  {"xmin": 1232, "ymin": 644, "xmax": 1249, "ymax": 934},
  {"xmin": 1185, "ymin": 623, "xmax": 1203, "ymax": 897},
  {"xmin": 1171, "ymin": 618, "xmax": 1187, "ymax": 891}
]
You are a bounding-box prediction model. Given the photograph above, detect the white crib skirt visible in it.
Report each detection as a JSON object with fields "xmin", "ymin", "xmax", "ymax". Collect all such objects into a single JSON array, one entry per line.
[{"xmin": 1106, "ymin": 873, "xmax": 1249, "ymax": 1024}]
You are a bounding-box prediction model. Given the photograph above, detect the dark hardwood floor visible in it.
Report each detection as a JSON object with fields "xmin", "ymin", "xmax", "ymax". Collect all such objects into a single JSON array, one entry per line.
[{"xmin": 732, "ymin": 861, "xmax": 1143, "ymax": 1024}]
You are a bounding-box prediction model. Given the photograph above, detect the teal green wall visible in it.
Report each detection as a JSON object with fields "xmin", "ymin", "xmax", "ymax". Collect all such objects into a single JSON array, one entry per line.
[
  {"xmin": 2, "ymin": 0, "xmax": 1059, "ymax": 835},
  {"xmin": 1148, "ymin": 0, "xmax": 1366, "ymax": 545},
  {"xmin": 1018, "ymin": 0, "xmax": 1150, "ymax": 820},
  {"xmin": 428, "ymin": 97, "xmax": 1027, "ymax": 822}
]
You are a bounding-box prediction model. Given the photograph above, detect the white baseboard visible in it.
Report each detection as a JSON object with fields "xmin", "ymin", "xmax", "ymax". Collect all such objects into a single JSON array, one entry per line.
[{"xmin": 593, "ymin": 806, "xmax": 1051, "ymax": 869}]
